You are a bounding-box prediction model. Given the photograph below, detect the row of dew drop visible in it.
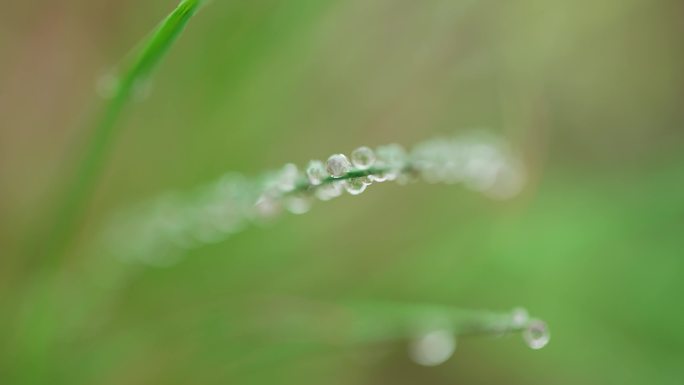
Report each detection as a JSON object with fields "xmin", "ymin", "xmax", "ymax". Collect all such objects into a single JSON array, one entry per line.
[
  {"xmin": 409, "ymin": 307, "xmax": 549, "ymax": 367},
  {"xmin": 256, "ymin": 137, "xmax": 524, "ymax": 217},
  {"xmin": 101, "ymin": 136, "xmax": 523, "ymax": 266}
]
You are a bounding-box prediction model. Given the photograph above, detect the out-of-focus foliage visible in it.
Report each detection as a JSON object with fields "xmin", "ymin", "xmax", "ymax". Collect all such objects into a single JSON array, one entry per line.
[{"xmin": 0, "ymin": 0, "xmax": 682, "ymax": 384}]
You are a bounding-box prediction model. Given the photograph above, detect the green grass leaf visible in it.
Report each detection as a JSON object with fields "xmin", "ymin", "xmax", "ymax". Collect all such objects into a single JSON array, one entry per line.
[{"xmin": 41, "ymin": 0, "xmax": 206, "ymax": 267}]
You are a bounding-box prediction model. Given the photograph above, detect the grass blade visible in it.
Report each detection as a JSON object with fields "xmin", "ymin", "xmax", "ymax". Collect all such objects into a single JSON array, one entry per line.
[
  {"xmin": 40, "ymin": 0, "xmax": 205, "ymax": 267},
  {"xmin": 12, "ymin": 2, "xmax": 206, "ymax": 383}
]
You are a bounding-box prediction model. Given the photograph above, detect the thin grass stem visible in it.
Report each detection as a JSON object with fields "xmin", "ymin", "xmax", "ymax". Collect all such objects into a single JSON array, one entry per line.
[{"xmin": 37, "ymin": 0, "xmax": 205, "ymax": 269}]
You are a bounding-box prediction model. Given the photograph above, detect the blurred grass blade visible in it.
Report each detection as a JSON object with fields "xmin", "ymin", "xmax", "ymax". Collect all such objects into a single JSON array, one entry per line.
[
  {"xmin": 260, "ymin": 298, "xmax": 547, "ymax": 350},
  {"xmin": 342, "ymin": 301, "xmax": 535, "ymax": 342},
  {"xmin": 13, "ymin": 2, "xmax": 205, "ymax": 383},
  {"xmin": 40, "ymin": 0, "xmax": 205, "ymax": 267}
]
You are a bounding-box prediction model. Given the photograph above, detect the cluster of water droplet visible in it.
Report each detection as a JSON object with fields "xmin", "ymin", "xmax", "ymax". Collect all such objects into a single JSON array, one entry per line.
[
  {"xmin": 253, "ymin": 144, "xmax": 411, "ymax": 216},
  {"xmin": 100, "ymin": 173, "xmax": 258, "ymax": 266},
  {"xmin": 407, "ymin": 307, "xmax": 549, "ymax": 367},
  {"xmin": 100, "ymin": 135, "xmax": 525, "ymax": 266},
  {"xmin": 508, "ymin": 307, "xmax": 550, "ymax": 350},
  {"xmin": 266, "ymin": 135, "xmax": 524, "ymax": 210},
  {"xmin": 409, "ymin": 135, "xmax": 525, "ymax": 199}
]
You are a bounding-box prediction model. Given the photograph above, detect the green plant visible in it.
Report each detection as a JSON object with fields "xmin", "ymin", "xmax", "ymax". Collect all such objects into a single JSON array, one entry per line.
[
  {"xmin": 101, "ymin": 135, "xmax": 525, "ymax": 266},
  {"xmin": 14, "ymin": 1, "xmax": 548, "ymax": 383},
  {"xmin": 11, "ymin": 2, "xmax": 206, "ymax": 383},
  {"xmin": 39, "ymin": 0, "xmax": 206, "ymax": 268},
  {"xmin": 91, "ymin": 132, "xmax": 548, "ymax": 366}
]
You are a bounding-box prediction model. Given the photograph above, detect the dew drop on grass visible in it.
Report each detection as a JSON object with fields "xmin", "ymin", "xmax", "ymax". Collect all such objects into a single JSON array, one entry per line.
[
  {"xmin": 285, "ymin": 195, "xmax": 311, "ymax": 215},
  {"xmin": 376, "ymin": 144, "xmax": 406, "ymax": 165},
  {"xmin": 254, "ymin": 194, "xmax": 281, "ymax": 218},
  {"xmin": 344, "ymin": 178, "xmax": 367, "ymax": 195},
  {"xmin": 523, "ymin": 319, "xmax": 550, "ymax": 350},
  {"xmin": 315, "ymin": 181, "xmax": 343, "ymax": 201},
  {"xmin": 326, "ymin": 154, "xmax": 352, "ymax": 177},
  {"xmin": 375, "ymin": 144, "xmax": 406, "ymax": 181},
  {"xmin": 409, "ymin": 329, "xmax": 456, "ymax": 366},
  {"xmin": 511, "ymin": 307, "xmax": 529, "ymax": 328},
  {"xmin": 277, "ymin": 163, "xmax": 299, "ymax": 192},
  {"xmin": 306, "ymin": 160, "xmax": 328, "ymax": 185},
  {"xmin": 369, "ymin": 172, "xmax": 388, "ymax": 182},
  {"xmin": 351, "ymin": 146, "xmax": 375, "ymax": 170}
]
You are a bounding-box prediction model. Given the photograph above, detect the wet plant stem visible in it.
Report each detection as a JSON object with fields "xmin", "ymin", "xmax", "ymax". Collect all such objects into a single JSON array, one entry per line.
[{"xmin": 289, "ymin": 166, "xmax": 413, "ymax": 194}]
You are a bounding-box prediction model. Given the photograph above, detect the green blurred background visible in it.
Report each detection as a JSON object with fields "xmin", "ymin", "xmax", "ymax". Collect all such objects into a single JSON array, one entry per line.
[{"xmin": 1, "ymin": 0, "xmax": 683, "ymax": 384}]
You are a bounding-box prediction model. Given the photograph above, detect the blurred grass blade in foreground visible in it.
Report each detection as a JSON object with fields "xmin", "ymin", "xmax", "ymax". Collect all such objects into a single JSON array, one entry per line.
[{"xmin": 38, "ymin": 0, "xmax": 206, "ymax": 267}]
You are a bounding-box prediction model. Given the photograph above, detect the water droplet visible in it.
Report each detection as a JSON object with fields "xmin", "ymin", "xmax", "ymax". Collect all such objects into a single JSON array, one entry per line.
[
  {"xmin": 375, "ymin": 144, "xmax": 406, "ymax": 181},
  {"xmin": 511, "ymin": 307, "xmax": 529, "ymax": 328},
  {"xmin": 344, "ymin": 178, "xmax": 368, "ymax": 195},
  {"xmin": 351, "ymin": 146, "xmax": 375, "ymax": 170},
  {"xmin": 369, "ymin": 171, "xmax": 389, "ymax": 182},
  {"xmin": 315, "ymin": 181, "xmax": 343, "ymax": 201},
  {"xmin": 277, "ymin": 163, "xmax": 299, "ymax": 192},
  {"xmin": 254, "ymin": 194, "xmax": 281, "ymax": 218},
  {"xmin": 306, "ymin": 160, "xmax": 328, "ymax": 186},
  {"xmin": 409, "ymin": 329, "xmax": 456, "ymax": 366},
  {"xmin": 483, "ymin": 159, "xmax": 526, "ymax": 200},
  {"xmin": 326, "ymin": 154, "xmax": 351, "ymax": 177},
  {"xmin": 376, "ymin": 144, "xmax": 406, "ymax": 166},
  {"xmin": 523, "ymin": 319, "xmax": 550, "ymax": 350},
  {"xmin": 463, "ymin": 144, "xmax": 503, "ymax": 192},
  {"xmin": 285, "ymin": 195, "xmax": 311, "ymax": 214}
]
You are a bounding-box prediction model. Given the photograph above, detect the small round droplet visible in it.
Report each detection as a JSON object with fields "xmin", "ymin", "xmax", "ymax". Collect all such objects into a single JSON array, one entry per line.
[
  {"xmin": 344, "ymin": 178, "xmax": 367, "ymax": 195},
  {"xmin": 277, "ymin": 163, "xmax": 299, "ymax": 192},
  {"xmin": 326, "ymin": 154, "xmax": 352, "ymax": 177},
  {"xmin": 375, "ymin": 144, "xmax": 407, "ymax": 181},
  {"xmin": 254, "ymin": 194, "xmax": 281, "ymax": 218},
  {"xmin": 511, "ymin": 307, "xmax": 529, "ymax": 328},
  {"xmin": 306, "ymin": 160, "xmax": 328, "ymax": 186},
  {"xmin": 315, "ymin": 181, "xmax": 343, "ymax": 201},
  {"xmin": 376, "ymin": 144, "xmax": 407, "ymax": 166},
  {"xmin": 351, "ymin": 146, "xmax": 375, "ymax": 170},
  {"xmin": 285, "ymin": 195, "xmax": 311, "ymax": 215},
  {"xmin": 409, "ymin": 329, "xmax": 456, "ymax": 366},
  {"xmin": 523, "ymin": 319, "xmax": 550, "ymax": 350},
  {"xmin": 369, "ymin": 172, "xmax": 389, "ymax": 183},
  {"xmin": 483, "ymin": 159, "xmax": 526, "ymax": 200},
  {"xmin": 463, "ymin": 144, "xmax": 502, "ymax": 192}
]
